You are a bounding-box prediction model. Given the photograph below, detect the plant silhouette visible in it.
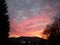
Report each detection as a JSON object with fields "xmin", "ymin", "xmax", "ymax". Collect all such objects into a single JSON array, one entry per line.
[{"xmin": 0, "ymin": 0, "xmax": 10, "ymax": 45}]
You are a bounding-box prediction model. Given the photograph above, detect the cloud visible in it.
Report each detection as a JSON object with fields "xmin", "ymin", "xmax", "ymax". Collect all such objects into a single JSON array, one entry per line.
[{"xmin": 6, "ymin": 0, "xmax": 60, "ymax": 38}]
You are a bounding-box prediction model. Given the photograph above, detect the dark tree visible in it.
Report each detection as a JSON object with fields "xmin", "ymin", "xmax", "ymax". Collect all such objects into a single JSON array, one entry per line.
[
  {"xmin": 0, "ymin": 0, "xmax": 10, "ymax": 45},
  {"xmin": 48, "ymin": 13, "xmax": 60, "ymax": 45},
  {"xmin": 43, "ymin": 12, "xmax": 60, "ymax": 45}
]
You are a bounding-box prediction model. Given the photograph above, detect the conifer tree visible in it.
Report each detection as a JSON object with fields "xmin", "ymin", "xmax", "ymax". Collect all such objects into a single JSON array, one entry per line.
[{"xmin": 0, "ymin": 0, "xmax": 10, "ymax": 45}]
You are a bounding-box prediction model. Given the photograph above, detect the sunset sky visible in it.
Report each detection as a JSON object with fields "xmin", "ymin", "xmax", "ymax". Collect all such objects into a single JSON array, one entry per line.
[{"xmin": 6, "ymin": 0, "xmax": 60, "ymax": 39}]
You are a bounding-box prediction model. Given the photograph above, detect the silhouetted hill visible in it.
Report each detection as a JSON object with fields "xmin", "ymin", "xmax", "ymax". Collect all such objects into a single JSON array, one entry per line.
[{"xmin": 9, "ymin": 36, "xmax": 48, "ymax": 45}]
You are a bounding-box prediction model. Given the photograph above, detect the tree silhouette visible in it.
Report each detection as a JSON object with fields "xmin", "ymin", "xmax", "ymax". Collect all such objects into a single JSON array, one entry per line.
[
  {"xmin": 45, "ymin": 12, "xmax": 60, "ymax": 45},
  {"xmin": 0, "ymin": 0, "xmax": 10, "ymax": 45},
  {"xmin": 43, "ymin": 12, "xmax": 60, "ymax": 45},
  {"xmin": 48, "ymin": 18, "xmax": 60, "ymax": 45}
]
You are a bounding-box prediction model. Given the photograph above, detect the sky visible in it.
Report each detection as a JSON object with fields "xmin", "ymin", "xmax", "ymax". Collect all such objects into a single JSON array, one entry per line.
[{"xmin": 6, "ymin": 0, "xmax": 60, "ymax": 39}]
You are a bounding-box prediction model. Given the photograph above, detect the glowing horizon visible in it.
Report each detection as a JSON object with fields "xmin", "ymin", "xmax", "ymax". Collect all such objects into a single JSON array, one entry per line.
[{"xmin": 6, "ymin": 0, "xmax": 60, "ymax": 40}]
